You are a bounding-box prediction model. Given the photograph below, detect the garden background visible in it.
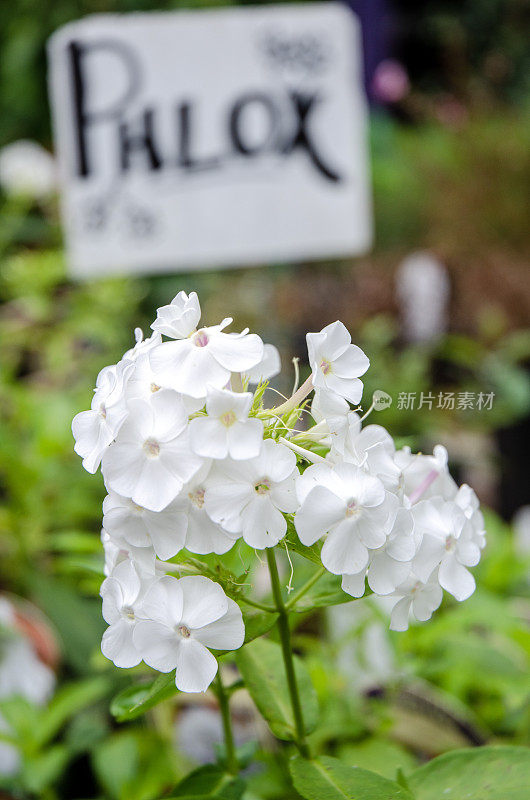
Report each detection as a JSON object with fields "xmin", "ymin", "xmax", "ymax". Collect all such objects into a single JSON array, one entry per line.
[{"xmin": 0, "ymin": 1, "xmax": 529, "ymax": 798}]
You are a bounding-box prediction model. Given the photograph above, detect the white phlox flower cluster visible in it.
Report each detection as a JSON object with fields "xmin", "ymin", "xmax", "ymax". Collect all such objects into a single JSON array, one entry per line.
[{"xmin": 73, "ymin": 292, "xmax": 486, "ymax": 692}]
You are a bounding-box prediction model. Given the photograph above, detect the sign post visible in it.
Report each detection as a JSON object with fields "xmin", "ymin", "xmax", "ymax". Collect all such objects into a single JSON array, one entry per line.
[{"xmin": 48, "ymin": 4, "xmax": 372, "ymax": 277}]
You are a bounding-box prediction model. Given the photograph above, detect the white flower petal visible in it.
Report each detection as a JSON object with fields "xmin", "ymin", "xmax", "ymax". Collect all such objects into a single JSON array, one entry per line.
[
  {"xmin": 180, "ymin": 576, "xmax": 228, "ymax": 629},
  {"xmin": 321, "ymin": 521, "xmax": 369, "ymax": 575},
  {"xmin": 438, "ymin": 556, "xmax": 475, "ymax": 601},
  {"xmin": 193, "ymin": 599, "xmax": 244, "ymax": 650},
  {"xmin": 294, "ymin": 486, "xmax": 346, "ymax": 546},
  {"xmin": 175, "ymin": 639, "xmax": 218, "ymax": 693},
  {"xmin": 133, "ymin": 621, "xmax": 180, "ymax": 672},
  {"xmin": 102, "ymin": 620, "xmax": 141, "ymax": 668}
]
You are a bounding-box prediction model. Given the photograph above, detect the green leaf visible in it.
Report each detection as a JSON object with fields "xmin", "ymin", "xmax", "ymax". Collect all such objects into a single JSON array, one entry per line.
[
  {"xmin": 290, "ymin": 756, "xmax": 414, "ymax": 800},
  {"xmin": 33, "ymin": 676, "xmax": 109, "ymax": 748},
  {"xmin": 170, "ymin": 764, "xmax": 245, "ymax": 798},
  {"xmin": 241, "ymin": 609, "xmax": 279, "ymax": 644},
  {"xmin": 30, "ymin": 574, "xmax": 105, "ymax": 674},
  {"xmin": 110, "ymin": 672, "xmax": 178, "ymax": 722},
  {"xmin": 235, "ymin": 638, "xmax": 318, "ymax": 740},
  {"xmin": 285, "ymin": 522, "xmax": 322, "ymax": 566},
  {"xmin": 22, "ymin": 745, "xmax": 70, "ymax": 794},
  {"xmin": 408, "ymin": 745, "xmax": 530, "ymax": 799}
]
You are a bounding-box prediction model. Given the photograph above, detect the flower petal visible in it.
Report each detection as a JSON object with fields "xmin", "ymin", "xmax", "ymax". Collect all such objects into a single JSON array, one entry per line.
[
  {"xmin": 193, "ymin": 599, "xmax": 244, "ymax": 650},
  {"xmin": 175, "ymin": 639, "xmax": 218, "ymax": 693},
  {"xmin": 179, "ymin": 576, "xmax": 228, "ymax": 629}
]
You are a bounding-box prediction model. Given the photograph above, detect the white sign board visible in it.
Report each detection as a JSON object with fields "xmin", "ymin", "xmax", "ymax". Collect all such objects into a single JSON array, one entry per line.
[{"xmin": 48, "ymin": 4, "xmax": 372, "ymax": 277}]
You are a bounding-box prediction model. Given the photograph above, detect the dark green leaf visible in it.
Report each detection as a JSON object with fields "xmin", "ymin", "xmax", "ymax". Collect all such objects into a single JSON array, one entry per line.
[
  {"xmin": 171, "ymin": 764, "xmax": 245, "ymax": 798},
  {"xmin": 290, "ymin": 755, "xmax": 414, "ymax": 800},
  {"xmin": 285, "ymin": 523, "xmax": 322, "ymax": 566},
  {"xmin": 408, "ymin": 745, "xmax": 530, "ymax": 799},
  {"xmin": 110, "ymin": 672, "xmax": 178, "ymax": 722},
  {"xmin": 241, "ymin": 609, "xmax": 279, "ymax": 644},
  {"xmin": 235, "ymin": 638, "xmax": 318, "ymax": 740}
]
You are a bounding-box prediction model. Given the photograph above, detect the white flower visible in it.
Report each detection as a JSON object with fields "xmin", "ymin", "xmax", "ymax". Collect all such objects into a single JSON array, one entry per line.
[
  {"xmin": 389, "ymin": 570, "xmax": 443, "ymax": 631},
  {"xmin": 245, "ymin": 343, "xmax": 281, "ymax": 384},
  {"xmin": 101, "ymin": 528, "xmax": 157, "ymax": 576},
  {"xmin": 123, "ymin": 328, "xmax": 162, "ymax": 362},
  {"xmin": 205, "ymin": 440, "xmax": 298, "ymax": 549},
  {"xmin": 151, "ymin": 291, "xmax": 201, "ymax": 339},
  {"xmin": 149, "ymin": 318, "xmax": 263, "ymax": 399},
  {"xmin": 455, "ymin": 484, "xmax": 486, "ymax": 551},
  {"xmin": 100, "ymin": 559, "xmax": 151, "ymax": 668},
  {"xmin": 328, "ymin": 412, "xmax": 401, "ymax": 491},
  {"xmin": 295, "ymin": 462, "xmax": 394, "ymax": 575},
  {"xmin": 412, "ymin": 498, "xmax": 480, "ymax": 601},
  {"xmin": 340, "ymin": 506, "xmax": 415, "ymax": 598},
  {"xmin": 72, "ymin": 360, "xmax": 133, "ymax": 474},
  {"xmin": 0, "ymin": 140, "xmax": 56, "ymax": 199},
  {"xmin": 189, "ymin": 387, "xmax": 263, "ymax": 460},
  {"xmin": 367, "ymin": 508, "xmax": 416, "ymax": 594},
  {"xmin": 101, "ymin": 390, "xmax": 202, "ymax": 512},
  {"xmin": 133, "ymin": 575, "xmax": 244, "ymax": 693},
  {"xmin": 397, "ymin": 445, "xmax": 457, "ymax": 504},
  {"xmin": 103, "ymin": 491, "xmax": 188, "ymax": 561},
  {"xmin": 306, "ymin": 321, "xmax": 369, "ymax": 405},
  {"xmin": 171, "ymin": 465, "xmax": 237, "ymax": 555}
]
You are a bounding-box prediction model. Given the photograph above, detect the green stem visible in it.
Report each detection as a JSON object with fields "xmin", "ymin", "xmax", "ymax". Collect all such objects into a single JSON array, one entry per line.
[
  {"xmin": 215, "ymin": 671, "xmax": 238, "ymax": 775},
  {"xmin": 285, "ymin": 566, "xmax": 327, "ymax": 611},
  {"xmin": 239, "ymin": 595, "xmax": 276, "ymax": 613},
  {"xmin": 266, "ymin": 548, "xmax": 311, "ymax": 759}
]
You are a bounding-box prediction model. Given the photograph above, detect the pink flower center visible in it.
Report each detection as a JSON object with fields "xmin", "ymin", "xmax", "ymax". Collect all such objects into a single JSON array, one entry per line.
[
  {"xmin": 320, "ymin": 359, "xmax": 332, "ymax": 375},
  {"xmin": 345, "ymin": 499, "xmax": 358, "ymax": 517},
  {"xmin": 143, "ymin": 438, "xmax": 160, "ymax": 458},
  {"xmin": 194, "ymin": 330, "xmax": 209, "ymax": 348},
  {"xmin": 220, "ymin": 410, "xmax": 237, "ymax": 428},
  {"xmin": 255, "ymin": 478, "xmax": 271, "ymax": 495},
  {"xmin": 178, "ymin": 625, "xmax": 191, "ymax": 638},
  {"xmin": 188, "ymin": 487, "xmax": 205, "ymax": 509}
]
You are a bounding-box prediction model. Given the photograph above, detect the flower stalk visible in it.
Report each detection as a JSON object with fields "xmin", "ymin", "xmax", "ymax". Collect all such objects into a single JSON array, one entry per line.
[
  {"xmin": 266, "ymin": 547, "xmax": 311, "ymax": 759},
  {"xmin": 215, "ymin": 671, "xmax": 239, "ymax": 775}
]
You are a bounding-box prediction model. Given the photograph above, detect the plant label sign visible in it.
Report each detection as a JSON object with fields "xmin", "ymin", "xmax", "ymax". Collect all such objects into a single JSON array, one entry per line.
[{"xmin": 48, "ymin": 4, "xmax": 372, "ymax": 278}]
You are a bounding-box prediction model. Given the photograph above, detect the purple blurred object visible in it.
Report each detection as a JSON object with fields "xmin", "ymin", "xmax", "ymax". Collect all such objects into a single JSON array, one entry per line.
[
  {"xmin": 345, "ymin": 0, "xmax": 394, "ymax": 102},
  {"xmin": 371, "ymin": 59, "xmax": 409, "ymax": 103}
]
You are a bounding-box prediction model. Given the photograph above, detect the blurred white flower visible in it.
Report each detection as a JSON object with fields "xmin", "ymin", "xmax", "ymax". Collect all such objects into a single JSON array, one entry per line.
[
  {"xmin": 389, "ymin": 570, "xmax": 444, "ymax": 631},
  {"xmin": 396, "ymin": 251, "xmax": 450, "ymax": 344},
  {"xmin": 0, "ymin": 140, "xmax": 56, "ymax": 199}
]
